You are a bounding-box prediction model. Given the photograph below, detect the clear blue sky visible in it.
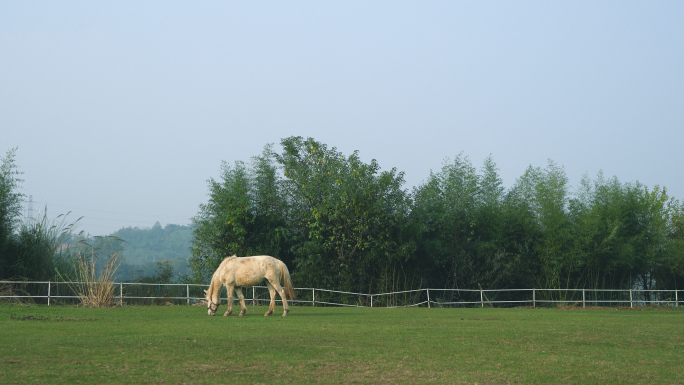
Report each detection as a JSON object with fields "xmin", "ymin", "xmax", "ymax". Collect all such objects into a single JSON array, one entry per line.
[{"xmin": 2, "ymin": 1, "xmax": 683, "ymax": 235}]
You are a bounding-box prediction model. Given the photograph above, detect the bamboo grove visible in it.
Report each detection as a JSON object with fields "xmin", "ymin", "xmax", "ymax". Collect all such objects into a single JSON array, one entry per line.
[{"xmin": 190, "ymin": 137, "xmax": 684, "ymax": 294}]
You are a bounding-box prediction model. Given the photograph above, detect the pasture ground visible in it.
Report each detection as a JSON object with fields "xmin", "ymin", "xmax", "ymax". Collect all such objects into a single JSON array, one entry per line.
[{"xmin": 0, "ymin": 304, "xmax": 682, "ymax": 384}]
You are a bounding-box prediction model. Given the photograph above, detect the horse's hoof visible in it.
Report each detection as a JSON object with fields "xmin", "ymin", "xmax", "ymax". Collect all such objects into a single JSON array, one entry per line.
[
  {"xmin": 282, "ymin": 309, "xmax": 290, "ymax": 317},
  {"xmin": 239, "ymin": 310, "xmax": 246, "ymax": 317},
  {"xmin": 224, "ymin": 310, "xmax": 232, "ymax": 317},
  {"xmin": 264, "ymin": 311, "xmax": 273, "ymax": 316}
]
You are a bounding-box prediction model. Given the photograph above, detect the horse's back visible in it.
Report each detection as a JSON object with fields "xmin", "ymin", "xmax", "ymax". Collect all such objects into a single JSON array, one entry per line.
[{"xmin": 222, "ymin": 255, "xmax": 280, "ymax": 287}]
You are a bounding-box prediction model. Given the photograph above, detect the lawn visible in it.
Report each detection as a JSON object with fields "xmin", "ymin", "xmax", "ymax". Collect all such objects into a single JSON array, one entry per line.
[{"xmin": 0, "ymin": 304, "xmax": 682, "ymax": 384}]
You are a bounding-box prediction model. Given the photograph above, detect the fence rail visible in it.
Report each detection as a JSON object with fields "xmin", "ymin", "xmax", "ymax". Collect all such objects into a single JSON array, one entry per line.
[{"xmin": 0, "ymin": 280, "xmax": 681, "ymax": 308}]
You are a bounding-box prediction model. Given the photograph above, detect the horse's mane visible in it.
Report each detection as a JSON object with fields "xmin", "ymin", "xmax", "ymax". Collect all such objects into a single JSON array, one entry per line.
[{"xmin": 222, "ymin": 255, "xmax": 238, "ymax": 263}]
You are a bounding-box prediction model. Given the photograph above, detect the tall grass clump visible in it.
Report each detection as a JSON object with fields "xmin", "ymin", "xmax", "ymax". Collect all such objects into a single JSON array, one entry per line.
[
  {"xmin": 57, "ymin": 237, "xmax": 123, "ymax": 307},
  {"xmin": 12, "ymin": 209, "xmax": 79, "ymax": 281}
]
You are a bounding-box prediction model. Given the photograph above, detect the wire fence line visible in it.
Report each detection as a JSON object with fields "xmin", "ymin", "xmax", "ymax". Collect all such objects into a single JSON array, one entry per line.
[{"xmin": 2, "ymin": 280, "xmax": 681, "ymax": 308}]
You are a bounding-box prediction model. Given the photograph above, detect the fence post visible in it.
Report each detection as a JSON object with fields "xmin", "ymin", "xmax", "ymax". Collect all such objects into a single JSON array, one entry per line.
[
  {"xmin": 533, "ymin": 289, "xmax": 536, "ymax": 308},
  {"xmin": 427, "ymin": 289, "xmax": 431, "ymax": 308},
  {"xmin": 187, "ymin": 284, "xmax": 190, "ymax": 305},
  {"xmin": 370, "ymin": 294, "xmax": 373, "ymax": 308},
  {"xmin": 582, "ymin": 289, "xmax": 585, "ymax": 308},
  {"xmin": 676, "ymin": 290, "xmax": 679, "ymax": 307},
  {"xmin": 48, "ymin": 281, "xmax": 51, "ymax": 306},
  {"xmin": 480, "ymin": 290, "xmax": 484, "ymax": 308},
  {"xmin": 630, "ymin": 289, "xmax": 633, "ymax": 308},
  {"xmin": 120, "ymin": 282, "xmax": 123, "ymax": 306},
  {"xmin": 253, "ymin": 286, "xmax": 256, "ymax": 306},
  {"xmin": 312, "ymin": 288, "xmax": 315, "ymax": 307}
]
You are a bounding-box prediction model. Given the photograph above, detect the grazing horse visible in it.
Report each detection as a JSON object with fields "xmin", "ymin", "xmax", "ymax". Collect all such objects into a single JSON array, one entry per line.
[{"xmin": 204, "ymin": 255, "xmax": 296, "ymax": 317}]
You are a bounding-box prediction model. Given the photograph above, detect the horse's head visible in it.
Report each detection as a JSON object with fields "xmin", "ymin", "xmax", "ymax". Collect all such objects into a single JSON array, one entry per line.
[{"xmin": 204, "ymin": 289, "xmax": 218, "ymax": 316}]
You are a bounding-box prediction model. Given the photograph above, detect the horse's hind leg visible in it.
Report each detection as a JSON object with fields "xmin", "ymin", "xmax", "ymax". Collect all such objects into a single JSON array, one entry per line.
[
  {"xmin": 264, "ymin": 282, "xmax": 275, "ymax": 316},
  {"xmin": 273, "ymin": 282, "xmax": 290, "ymax": 316},
  {"xmin": 235, "ymin": 287, "xmax": 247, "ymax": 316},
  {"xmin": 279, "ymin": 287, "xmax": 290, "ymax": 317},
  {"xmin": 266, "ymin": 278, "xmax": 289, "ymax": 317}
]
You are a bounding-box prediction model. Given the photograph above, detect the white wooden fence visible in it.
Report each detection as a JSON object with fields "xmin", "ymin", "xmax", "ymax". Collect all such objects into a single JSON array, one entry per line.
[{"xmin": 1, "ymin": 280, "xmax": 681, "ymax": 308}]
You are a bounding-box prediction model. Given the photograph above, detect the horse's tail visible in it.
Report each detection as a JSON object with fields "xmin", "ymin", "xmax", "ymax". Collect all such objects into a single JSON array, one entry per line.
[{"xmin": 278, "ymin": 260, "xmax": 297, "ymax": 299}]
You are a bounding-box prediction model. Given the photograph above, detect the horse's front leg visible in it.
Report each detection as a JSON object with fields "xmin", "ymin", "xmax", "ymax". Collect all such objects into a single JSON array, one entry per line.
[
  {"xmin": 235, "ymin": 287, "xmax": 247, "ymax": 316},
  {"xmin": 223, "ymin": 284, "xmax": 234, "ymax": 316}
]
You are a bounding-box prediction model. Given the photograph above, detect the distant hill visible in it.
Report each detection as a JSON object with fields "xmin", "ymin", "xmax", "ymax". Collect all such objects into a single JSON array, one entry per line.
[{"xmin": 113, "ymin": 222, "xmax": 193, "ymax": 281}]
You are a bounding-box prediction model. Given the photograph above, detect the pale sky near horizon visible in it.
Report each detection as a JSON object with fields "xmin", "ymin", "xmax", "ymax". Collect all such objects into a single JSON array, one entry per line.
[{"xmin": 2, "ymin": 1, "xmax": 683, "ymax": 236}]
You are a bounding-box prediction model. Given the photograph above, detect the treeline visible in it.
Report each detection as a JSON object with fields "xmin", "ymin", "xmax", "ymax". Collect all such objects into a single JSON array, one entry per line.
[
  {"xmin": 3, "ymin": 142, "xmax": 683, "ymax": 293},
  {"xmin": 65, "ymin": 224, "xmax": 193, "ymax": 282},
  {"xmin": 113, "ymin": 222, "xmax": 192, "ymax": 281},
  {"xmin": 191, "ymin": 137, "xmax": 684, "ymax": 294}
]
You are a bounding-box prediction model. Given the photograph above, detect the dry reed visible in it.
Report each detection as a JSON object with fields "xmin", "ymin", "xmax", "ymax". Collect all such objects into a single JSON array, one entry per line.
[{"xmin": 59, "ymin": 248, "xmax": 122, "ymax": 307}]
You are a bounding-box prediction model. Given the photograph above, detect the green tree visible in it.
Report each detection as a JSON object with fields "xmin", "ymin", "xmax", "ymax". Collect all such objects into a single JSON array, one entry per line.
[
  {"xmin": 508, "ymin": 161, "xmax": 573, "ymax": 290},
  {"xmin": 139, "ymin": 261, "xmax": 174, "ymax": 284},
  {"xmin": 411, "ymin": 154, "xmax": 479, "ymax": 289},
  {"xmin": 664, "ymin": 199, "xmax": 684, "ymax": 288},
  {"xmin": 1, "ymin": 148, "xmax": 80, "ymax": 281},
  {"xmin": 15, "ymin": 210, "xmax": 77, "ymax": 281},
  {"xmin": 190, "ymin": 146, "xmax": 291, "ymax": 282},
  {"xmin": 190, "ymin": 160, "xmax": 253, "ymax": 280},
  {"xmin": 411, "ymin": 155, "xmax": 519, "ymax": 291},
  {"xmin": 276, "ymin": 137, "xmax": 411, "ymax": 293},
  {"xmin": 570, "ymin": 174, "xmax": 629, "ymax": 289},
  {"xmin": 247, "ymin": 145, "xmax": 294, "ymax": 266},
  {"xmin": 470, "ymin": 156, "xmax": 517, "ymax": 289},
  {"xmin": 0, "ymin": 148, "xmax": 24, "ymax": 278},
  {"xmin": 569, "ymin": 174, "xmax": 673, "ymax": 291},
  {"xmin": 628, "ymin": 184, "xmax": 670, "ymax": 293}
]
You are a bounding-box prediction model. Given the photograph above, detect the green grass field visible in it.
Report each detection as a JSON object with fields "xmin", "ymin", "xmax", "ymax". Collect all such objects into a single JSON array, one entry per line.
[{"xmin": 1, "ymin": 304, "xmax": 682, "ymax": 384}]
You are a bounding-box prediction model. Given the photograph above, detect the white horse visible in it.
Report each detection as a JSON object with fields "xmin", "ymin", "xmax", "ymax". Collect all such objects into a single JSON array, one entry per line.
[{"xmin": 204, "ymin": 255, "xmax": 296, "ymax": 317}]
